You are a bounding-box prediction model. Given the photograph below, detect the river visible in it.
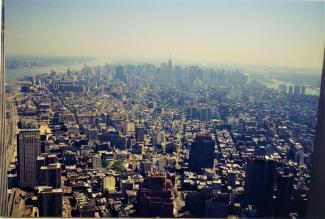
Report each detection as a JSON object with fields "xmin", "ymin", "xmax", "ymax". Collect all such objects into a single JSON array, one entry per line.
[{"xmin": 261, "ymin": 78, "xmax": 320, "ymax": 96}]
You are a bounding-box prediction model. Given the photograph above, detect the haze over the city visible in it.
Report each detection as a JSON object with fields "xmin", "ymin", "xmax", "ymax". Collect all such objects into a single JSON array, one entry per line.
[
  {"xmin": 2, "ymin": 0, "xmax": 325, "ymax": 218},
  {"xmin": 6, "ymin": 0, "xmax": 325, "ymax": 70}
]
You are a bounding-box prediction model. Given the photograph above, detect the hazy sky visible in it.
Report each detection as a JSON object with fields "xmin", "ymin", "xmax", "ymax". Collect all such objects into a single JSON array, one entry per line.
[{"xmin": 6, "ymin": 0, "xmax": 325, "ymax": 69}]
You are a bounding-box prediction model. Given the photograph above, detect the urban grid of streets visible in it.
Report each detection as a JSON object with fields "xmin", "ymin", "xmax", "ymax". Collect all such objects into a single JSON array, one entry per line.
[{"xmin": 5, "ymin": 59, "xmax": 320, "ymax": 217}]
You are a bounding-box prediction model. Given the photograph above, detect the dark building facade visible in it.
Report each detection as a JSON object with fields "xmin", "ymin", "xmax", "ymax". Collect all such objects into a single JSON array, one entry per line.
[
  {"xmin": 274, "ymin": 171, "xmax": 294, "ymax": 217},
  {"xmin": 135, "ymin": 124, "xmax": 145, "ymax": 142},
  {"xmin": 189, "ymin": 135, "xmax": 215, "ymax": 173},
  {"xmin": 137, "ymin": 173, "xmax": 175, "ymax": 217},
  {"xmin": 17, "ymin": 129, "xmax": 40, "ymax": 189},
  {"xmin": 204, "ymin": 193, "xmax": 229, "ymax": 217},
  {"xmin": 307, "ymin": 47, "xmax": 325, "ymax": 218},
  {"xmin": 37, "ymin": 154, "xmax": 61, "ymax": 189},
  {"xmin": 244, "ymin": 158, "xmax": 276, "ymax": 217},
  {"xmin": 38, "ymin": 187, "xmax": 63, "ymax": 217}
]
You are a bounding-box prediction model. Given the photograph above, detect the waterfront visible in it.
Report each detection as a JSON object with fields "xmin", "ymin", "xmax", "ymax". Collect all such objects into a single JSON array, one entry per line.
[
  {"xmin": 5, "ymin": 59, "xmax": 106, "ymax": 84},
  {"xmin": 261, "ymin": 78, "xmax": 320, "ymax": 96}
]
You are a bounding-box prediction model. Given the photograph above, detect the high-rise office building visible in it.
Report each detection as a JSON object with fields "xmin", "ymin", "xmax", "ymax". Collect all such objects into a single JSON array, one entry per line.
[
  {"xmin": 244, "ymin": 158, "xmax": 276, "ymax": 217},
  {"xmin": 37, "ymin": 160, "xmax": 61, "ymax": 189},
  {"xmin": 37, "ymin": 186, "xmax": 63, "ymax": 217},
  {"xmin": 167, "ymin": 57, "xmax": 173, "ymax": 81},
  {"xmin": 135, "ymin": 124, "xmax": 145, "ymax": 142},
  {"xmin": 37, "ymin": 153, "xmax": 61, "ymax": 189},
  {"xmin": 137, "ymin": 173, "xmax": 175, "ymax": 217},
  {"xmin": 294, "ymin": 85, "xmax": 301, "ymax": 95},
  {"xmin": 189, "ymin": 135, "xmax": 215, "ymax": 173},
  {"xmin": 301, "ymin": 86, "xmax": 306, "ymax": 96},
  {"xmin": 0, "ymin": 0, "xmax": 7, "ymax": 215},
  {"xmin": 204, "ymin": 193, "xmax": 229, "ymax": 217},
  {"xmin": 278, "ymin": 84, "xmax": 287, "ymax": 94},
  {"xmin": 288, "ymin": 85, "xmax": 293, "ymax": 95},
  {"xmin": 307, "ymin": 48, "xmax": 325, "ymax": 218},
  {"xmin": 115, "ymin": 66, "xmax": 126, "ymax": 82},
  {"xmin": 274, "ymin": 171, "xmax": 294, "ymax": 218},
  {"xmin": 17, "ymin": 128, "xmax": 40, "ymax": 189},
  {"xmin": 91, "ymin": 153, "xmax": 101, "ymax": 169},
  {"xmin": 168, "ymin": 57, "xmax": 172, "ymax": 72}
]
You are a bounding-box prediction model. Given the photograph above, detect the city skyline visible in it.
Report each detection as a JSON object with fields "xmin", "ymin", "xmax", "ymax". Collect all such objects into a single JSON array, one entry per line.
[
  {"xmin": 2, "ymin": 0, "xmax": 325, "ymax": 217},
  {"xmin": 6, "ymin": 0, "xmax": 325, "ymax": 70},
  {"xmin": 6, "ymin": 57, "xmax": 322, "ymax": 217}
]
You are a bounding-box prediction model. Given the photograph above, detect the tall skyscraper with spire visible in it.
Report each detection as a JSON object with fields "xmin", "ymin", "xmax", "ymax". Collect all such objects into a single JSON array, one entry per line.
[
  {"xmin": 307, "ymin": 47, "xmax": 325, "ymax": 218},
  {"xmin": 168, "ymin": 56, "xmax": 172, "ymax": 70},
  {"xmin": 0, "ymin": 0, "xmax": 7, "ymax": 216},
  {"xmin": 167, "ymin": 56, "xmax": 175, "ymax": 86}
]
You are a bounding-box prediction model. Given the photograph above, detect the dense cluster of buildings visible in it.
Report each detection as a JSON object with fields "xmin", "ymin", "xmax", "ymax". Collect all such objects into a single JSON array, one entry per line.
[{"xmin": 5, "ymin": 59, "xmax": 320, "ymax": 217}]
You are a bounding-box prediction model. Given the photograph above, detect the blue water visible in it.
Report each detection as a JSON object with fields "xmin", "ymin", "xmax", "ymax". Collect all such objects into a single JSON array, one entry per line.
[{"xmin": 5, "ymin": 59, "xmax": 107, "ymax": 84}]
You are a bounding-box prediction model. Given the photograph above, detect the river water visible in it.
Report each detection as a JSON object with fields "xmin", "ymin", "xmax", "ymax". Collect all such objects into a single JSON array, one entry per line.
[
  {"xmin": 5, "ymin": 59, "xmax": 107, "ymax": 84},
  {"xmin": 261, "ymin": 78, "xmax": 320, "ymax": 96},
  {"xmin": 5, "ymin": 62, "xmax": 321, "ymax": 97}
]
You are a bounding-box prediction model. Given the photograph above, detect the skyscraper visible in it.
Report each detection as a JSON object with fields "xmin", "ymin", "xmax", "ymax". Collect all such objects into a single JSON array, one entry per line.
[
  {"xmin": 0, "ymin": 0, "xmax": 7, "ymax": 215},
  {"xmin": 189, "ymin": 135, "xmax": 215, "ymax": 173},
  {"xmin": 307, "ymin": 48, "xmax": 325, "ymax": 218},
  {"xmin": 244, "ymin": 157, "xmax": 276, "ymax": 217},
  {"xmin": 288, "ymin": 85, "xmax": 293, "ymax": 95},
  {"xmin": 294, "ymin": 85, "xmax": 301, "ymax": 95},
  {"xmin": 137, "ymin": 173, "xmax": 175, "ymax": 217},
  {"xmin": 135, "ymin": 124, "xmax": 145, "ymax": 142},
  {"xmin": 167, "ymin": 56, "xmax": 173, "ymax": 76},
  {"xmin": 17, "ymin": 129, "xmax": 40, "ymax": 189},
  {"xmin": 37, "ymin": 187, "xmax": 63, "ymax": 217},
  {"xmin": 301, "ymin": 86, "xmax": 306, "ymax": 96},
  {"xmin": 37, "ymin": 154, "xmax": 61, "ymax": 189},
  {"xmin": 274, "ymin": 171, "xmax": 294, "ymax": 218},
  {"xmin": 91, "ymin": 153, "xmax": 101, "ymax": 169},
  {"xmin": 115, "ymin": 65, "xmax": 126, "ymax": 82},
  {"xmin": 204, "ymin": 193, "xmax": 229, "ymax": 217}
]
